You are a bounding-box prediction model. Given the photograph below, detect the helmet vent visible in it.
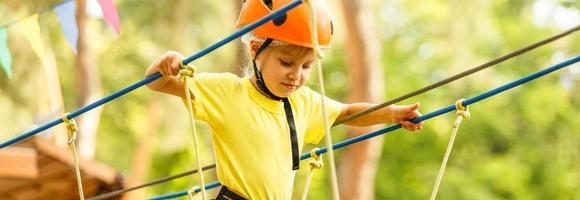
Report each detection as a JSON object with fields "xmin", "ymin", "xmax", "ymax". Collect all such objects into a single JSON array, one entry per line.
[
  {"xmin": 263, "ymin": 0, "xmax": 273, "ymax": 9},
  {"xmin": 273, "ymin": 14, "xmax": 287, "ymax": 26},
  {"xmin": 263, "ymin": 0, "xmax": 287, "ymax": 26}
]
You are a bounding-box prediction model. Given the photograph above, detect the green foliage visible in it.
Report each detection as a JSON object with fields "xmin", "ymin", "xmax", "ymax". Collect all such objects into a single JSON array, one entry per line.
[{"xmin": 0, "ymin": 0, "xmax": 578, "ymax": 199}]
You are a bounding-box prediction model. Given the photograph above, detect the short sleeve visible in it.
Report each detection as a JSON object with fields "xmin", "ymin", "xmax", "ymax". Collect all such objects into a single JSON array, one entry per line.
[
  {"xmin": 301, "ymin": 87, "xmax": 344, "ymax": 144},
  {"xmin": 183, "ymin": 73, "xmax": 239, "ymax": 126}
]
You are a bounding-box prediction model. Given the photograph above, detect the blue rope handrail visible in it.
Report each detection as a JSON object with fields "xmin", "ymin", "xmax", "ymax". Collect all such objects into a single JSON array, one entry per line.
[
  {"xmin": 0, "ymin": 0, "xmax": 305, "ymax": 149},
  {"xmin": 149, "ymin": 182, "xmax": 222, "ymax": 200},
  {"xmin": 148, "ymin": 56, "xmax": 579, "ymax": 200}
]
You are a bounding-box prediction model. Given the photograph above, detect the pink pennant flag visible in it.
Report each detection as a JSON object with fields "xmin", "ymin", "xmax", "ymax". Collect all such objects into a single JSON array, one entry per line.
[{"xmin": 97, "ymin": 0, "xmax": 120, "ymax": 34}]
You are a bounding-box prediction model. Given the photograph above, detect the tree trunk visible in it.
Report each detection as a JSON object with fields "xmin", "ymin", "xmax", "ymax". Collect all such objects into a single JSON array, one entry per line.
[
  {"xmin": 339, "ymin": 0, "xmax": 384, "ymax": 199},
  {"xmin": 38, "ymin": 32, "xmax": 66, "ymax": 147},
  {"xmin": 75, "ymin": 0, "xmax": 103, "ymax": 159},
  {"xmin": 122, "ymin": 101, "xmax": 161, "ymax": 200}
]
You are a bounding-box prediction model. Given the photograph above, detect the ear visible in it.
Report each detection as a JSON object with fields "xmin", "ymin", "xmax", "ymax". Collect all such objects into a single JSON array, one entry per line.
[{"xmin": 250, "ymin": 41, "xmax": 261, "ymax": 59}]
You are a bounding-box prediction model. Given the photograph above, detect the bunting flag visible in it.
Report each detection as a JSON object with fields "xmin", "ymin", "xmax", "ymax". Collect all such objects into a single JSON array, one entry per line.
[
  {"xmin": 0, "ymin": 28, "xmax": 13, "ymax": 78},
  {"xmin": 19, "ymin": 15, "xmax": 48, "ymax": 66},
  {"xmin": 54, "ymin": 1, "xmax": 78, "ymax": 53},
  {"xmin": 0, "ymin": 0, "xmax": 123, "ymax": 79},
  {"xmin": 97, "ymin": 0, "xmax": 120, "ymax": 34}
]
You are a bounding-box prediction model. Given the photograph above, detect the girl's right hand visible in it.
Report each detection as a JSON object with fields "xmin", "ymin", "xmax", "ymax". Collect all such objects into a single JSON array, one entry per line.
[
  {"xmin": 151, "ymin": 51, "xmax": 185, "ymax": 77},
  {"xmin": 145, "ymin": 51, "xmax": 189, "ymax": 98}
]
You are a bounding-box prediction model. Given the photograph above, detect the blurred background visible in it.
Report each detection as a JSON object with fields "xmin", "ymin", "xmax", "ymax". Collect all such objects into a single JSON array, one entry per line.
[{"xmin": 0, "ymin": 0, "xmax": 578, "ymax": 199}]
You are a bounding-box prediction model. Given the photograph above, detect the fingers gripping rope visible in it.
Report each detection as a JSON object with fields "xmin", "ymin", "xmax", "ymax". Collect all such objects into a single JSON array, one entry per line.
[
  {"xmin": 62, "ymin": 113, "xmax": 85, "ymax": 200},
  {"xmin": 179, "ymin": 63, "xmax": 207, "ymax": 200},
  {"xmin": 301, "ymin": 148, "xmax": 323, "ymax": 200},
  {"xmin": 429, "ymin": 99, "xmax": 470, "ymax": 200}
]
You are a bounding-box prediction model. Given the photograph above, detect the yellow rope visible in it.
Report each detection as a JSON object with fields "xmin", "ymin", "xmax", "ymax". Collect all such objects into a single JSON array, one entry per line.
[
  {"xmin": 305, "ymin": 0, "xmax": 340, "ymax": 199},
  {"xmin": 429, "ymin": 99, "xmax": 470, "ymax": 200},
  {"xmin": 62, "ymin": 113, "xmax": 85, "ymax": 200},
  {"xmin": 301, "ymin": 148, "xmax": 324, "ymax": 200},
  {"xmin": 180, "ymin": 63, "xmax": 207, "ymax": 200}
]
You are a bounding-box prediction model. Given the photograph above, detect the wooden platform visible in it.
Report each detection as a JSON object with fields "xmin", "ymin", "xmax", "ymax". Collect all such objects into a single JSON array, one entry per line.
[{"xmin": 0, "ymin": 137, "xmax": 123, "ymax": 200}]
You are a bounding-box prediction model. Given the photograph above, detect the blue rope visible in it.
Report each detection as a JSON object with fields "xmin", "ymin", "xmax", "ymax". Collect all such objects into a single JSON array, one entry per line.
[
  {"xmin": 0, "ymin": 0, "xmax": 304, "ymax": 149},
  {"xmin": 148, "ymin": 182, "xmax": 221, "ymax": 200},
  {"xmin": 148, "ymin": 55, "xmax": 579, "ymax": 199}
]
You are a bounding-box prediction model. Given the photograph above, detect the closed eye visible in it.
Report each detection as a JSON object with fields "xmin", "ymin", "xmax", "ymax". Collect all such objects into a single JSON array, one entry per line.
[{"xmin": 279, "ymin": 59, "xmax": 293, "ymax": 67}]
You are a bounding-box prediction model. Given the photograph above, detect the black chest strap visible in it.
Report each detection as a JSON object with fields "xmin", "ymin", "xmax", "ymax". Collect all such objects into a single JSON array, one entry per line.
[{"xmin": 282, "ymin": 98, "xmax": 300, "ymax": 170}]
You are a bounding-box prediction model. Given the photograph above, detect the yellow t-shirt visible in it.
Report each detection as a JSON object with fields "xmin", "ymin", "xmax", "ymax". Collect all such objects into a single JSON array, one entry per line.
[{"xmin": 185, "ymin": 73, "xmax": 343, "ymax": 199}]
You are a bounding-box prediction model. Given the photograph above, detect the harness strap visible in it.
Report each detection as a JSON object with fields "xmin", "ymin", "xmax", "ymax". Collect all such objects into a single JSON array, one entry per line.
[{"xmin": 216, "ymin": 185, "xmax": 247, "ymax": 200}]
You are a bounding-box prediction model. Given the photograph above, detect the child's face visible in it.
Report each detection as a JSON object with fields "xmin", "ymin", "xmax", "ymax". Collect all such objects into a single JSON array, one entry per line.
[{"xmin": 254, "ymin": 44, "xmax": 315, "ymax": 98}]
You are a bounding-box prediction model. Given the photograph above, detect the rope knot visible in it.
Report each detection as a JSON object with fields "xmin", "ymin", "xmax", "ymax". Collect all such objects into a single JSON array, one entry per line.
[
  {"xmin": 179, "ymin": 63, "xmax": 196, "ymax": 78},
  {"xmin": 309, "ymin": 148, "xmax": 324, "ymax": 169},
  {"xmin": 454, "ymin": 99, "xmax": 470, "ymax": 119},
  {"xmin": 187, "ymin": 186, "xmax": 201, "ymax": 200},
  {"xmin": 62, "ymin": 113, "xmax": 78, "ymax": 145}
]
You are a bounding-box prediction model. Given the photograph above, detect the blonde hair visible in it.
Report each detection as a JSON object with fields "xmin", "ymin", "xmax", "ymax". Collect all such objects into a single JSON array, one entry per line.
[{"xmin": 240, "ymin": 33, "xmax": 313, "ymax": 76}]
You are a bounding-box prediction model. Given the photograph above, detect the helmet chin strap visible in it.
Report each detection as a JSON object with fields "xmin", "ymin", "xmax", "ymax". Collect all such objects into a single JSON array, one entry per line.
[
  {"xmin": 252, "ymin": 38, "xmax": 300, "ymax": 170},
  {"xmin": 252, "ymin": 38, "xmax": 284, "ymax": 101}
]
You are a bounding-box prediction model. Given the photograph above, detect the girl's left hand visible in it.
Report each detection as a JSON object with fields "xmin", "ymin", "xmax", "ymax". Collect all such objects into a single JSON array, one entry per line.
[{"xmin": 390, "ymin": 103, "xmax": 424, "ymax": 132}]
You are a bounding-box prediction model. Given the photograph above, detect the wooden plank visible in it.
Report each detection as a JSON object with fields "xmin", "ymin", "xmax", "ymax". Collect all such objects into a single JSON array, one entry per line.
[
  {"xmin": 37, "ymin": 159, "xmax": 68, "ymax": 180},
  {"xmin": 0, "ymin": 178, "xmax": 34, "ymax": 194},
  {"xmin": 33, "ymin": 137, "xmax": 119, "ymax": 184},
  {"xmin": 0, "ymin": 147, "xmax": 38, "ymax": 179},
  {"xmin": 11, "ymin": 173, "xmax": 101, "ymax": 200}
]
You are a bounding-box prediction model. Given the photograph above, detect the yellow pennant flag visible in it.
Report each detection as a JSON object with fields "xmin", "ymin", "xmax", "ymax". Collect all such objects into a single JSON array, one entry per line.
[{"xmin": 19, "ymin": 14, "xmax": 47, "ymax": 66}]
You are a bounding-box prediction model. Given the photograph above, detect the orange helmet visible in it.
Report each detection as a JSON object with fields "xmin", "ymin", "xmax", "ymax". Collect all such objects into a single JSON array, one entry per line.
[{"xmin": 236, "ymin": 0, "xmax": 333, "ymax": 48}]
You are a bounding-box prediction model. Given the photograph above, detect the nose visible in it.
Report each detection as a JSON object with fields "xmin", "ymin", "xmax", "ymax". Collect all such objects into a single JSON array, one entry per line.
[{"xmin": 288, "ymin": 66, "xmax": 301, "ymax": 81}]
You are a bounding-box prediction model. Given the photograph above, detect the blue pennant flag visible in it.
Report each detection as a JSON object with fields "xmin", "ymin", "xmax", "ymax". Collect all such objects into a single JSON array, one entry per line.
[
  {"xmin": 0, "ymin": 28, "xmax": 12, "ymax": 78},
  {"xmin": 54, "ymin": 1, "xmax": 78, "ymax": 53}
]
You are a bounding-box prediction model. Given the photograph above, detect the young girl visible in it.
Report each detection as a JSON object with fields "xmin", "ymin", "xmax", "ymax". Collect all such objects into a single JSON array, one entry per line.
[{"xmin": 145, "ymin": 0, "xmax": 423, "ymax": 199}]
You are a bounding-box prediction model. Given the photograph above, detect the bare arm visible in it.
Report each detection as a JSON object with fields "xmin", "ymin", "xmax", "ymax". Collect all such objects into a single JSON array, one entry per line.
[
  {"xmin": 338, "ymin": 103, "xmax": 391, "ymax": 126},
  {"xmin": 337, "ymin": 103, "xmax": 424, "ymax": 131}
]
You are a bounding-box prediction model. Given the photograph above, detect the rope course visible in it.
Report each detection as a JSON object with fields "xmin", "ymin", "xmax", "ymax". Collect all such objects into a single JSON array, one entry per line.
[
  {"xmin": 0, "ymin": 0, "xmax": 576, "ymax": 198},
  {"xmin": 0, "ymin": 0, "xmax": 304, "ymax": 149},
  {"xmin": 85, "ymin": 25, "xmax": 578, "ymax": 199},
  {"xmin": 332, "ymin": 24, "xmax": 579, "ymax": 126},
  {"xmin": 147, "ymin": 56, "xmax": 579, "ymax": 199}
]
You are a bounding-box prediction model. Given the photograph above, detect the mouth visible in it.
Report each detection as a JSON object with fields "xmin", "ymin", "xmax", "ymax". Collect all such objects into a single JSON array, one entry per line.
[{"xmin": 281, "ymin": 83, "xmax": 298, "ymax": 90}]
